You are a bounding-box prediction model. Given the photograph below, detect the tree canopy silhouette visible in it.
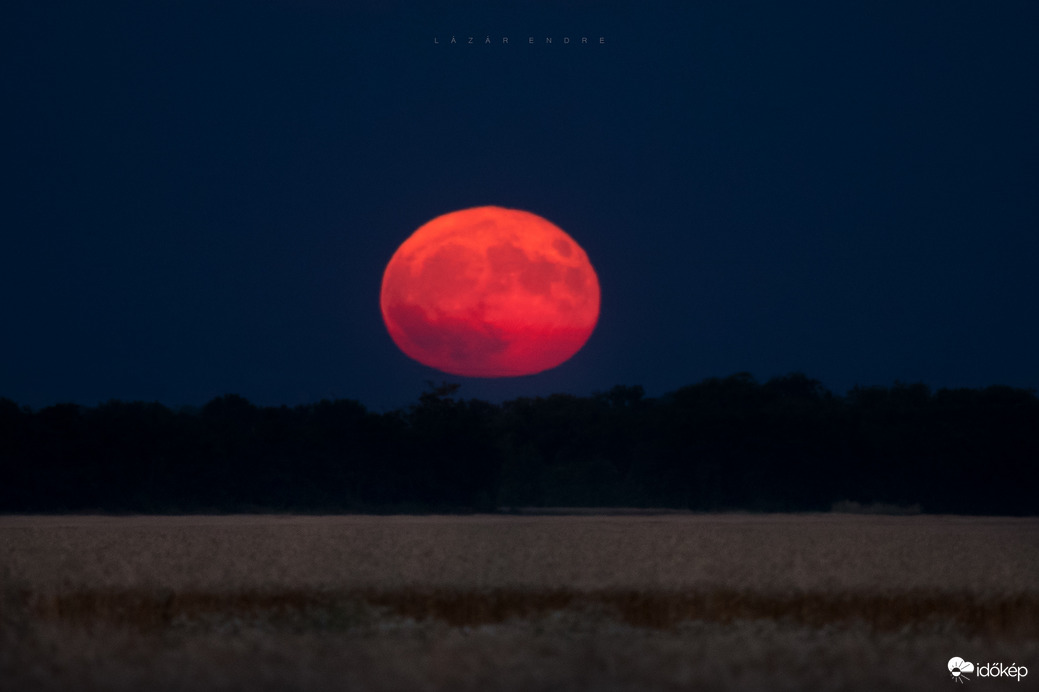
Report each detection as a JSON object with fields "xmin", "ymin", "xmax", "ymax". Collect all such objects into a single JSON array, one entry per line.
[{"xmin": 1, "ymin": 375, "xmax": 1036, "ymax": 515}]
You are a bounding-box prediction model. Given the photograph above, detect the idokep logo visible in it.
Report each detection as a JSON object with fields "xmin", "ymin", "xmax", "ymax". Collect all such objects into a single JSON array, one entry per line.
[{"xmin": 948, "ymin": 657, "xmax": 1029, "ymax": 683}]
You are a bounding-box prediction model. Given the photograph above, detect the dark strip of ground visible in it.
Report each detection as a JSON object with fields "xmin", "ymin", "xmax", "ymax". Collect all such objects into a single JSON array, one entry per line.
[{"xmin": 13, "ymin": 587, "xmax": 1038, "ymax": 638}]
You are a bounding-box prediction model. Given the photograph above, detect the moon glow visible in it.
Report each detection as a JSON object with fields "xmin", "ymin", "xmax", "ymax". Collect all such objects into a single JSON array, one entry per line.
[{"xmin": 380, "ymin": 206, "xmax": 600, "ymax": 377}]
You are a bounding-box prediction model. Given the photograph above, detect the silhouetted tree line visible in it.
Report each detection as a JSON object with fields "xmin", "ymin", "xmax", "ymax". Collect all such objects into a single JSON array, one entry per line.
[{"xmin": 1, "ymin": 373, "xmax": 1036, "ymax": 515}]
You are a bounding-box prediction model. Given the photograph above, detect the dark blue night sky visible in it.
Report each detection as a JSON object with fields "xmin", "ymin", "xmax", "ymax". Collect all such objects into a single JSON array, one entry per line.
[{"xmin": 3, "ymin": 1, "xmax": 1037, "ymax": 412}]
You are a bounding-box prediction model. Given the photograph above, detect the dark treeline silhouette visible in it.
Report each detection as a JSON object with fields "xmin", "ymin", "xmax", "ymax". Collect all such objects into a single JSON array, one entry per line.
[{"xmin": 1, "ymin": 373, "xmax": 1037, "ymax": 515}]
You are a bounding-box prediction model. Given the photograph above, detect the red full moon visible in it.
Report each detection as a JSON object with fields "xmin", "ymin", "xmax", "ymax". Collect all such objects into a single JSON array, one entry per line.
[{"xmin": 380, "ymin": 206, "xmax": 600, "ymax": 377}]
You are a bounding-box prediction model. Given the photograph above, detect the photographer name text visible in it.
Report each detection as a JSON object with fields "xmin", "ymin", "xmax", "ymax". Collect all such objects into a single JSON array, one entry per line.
[{"xmin": 434, "ymin": 36, "xmax": 606, "ymax": 45}]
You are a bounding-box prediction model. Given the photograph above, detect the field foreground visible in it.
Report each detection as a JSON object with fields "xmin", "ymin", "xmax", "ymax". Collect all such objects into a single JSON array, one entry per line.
[{"xmin": 2, "ymin": 514, "xmax": 1037, "ymax": 691}]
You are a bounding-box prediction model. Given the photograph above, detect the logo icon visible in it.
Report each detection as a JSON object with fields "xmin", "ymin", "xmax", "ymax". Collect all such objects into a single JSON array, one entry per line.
[{"xmin": 949, "ymin": 657, "xmax": 975, "ymax": 683}]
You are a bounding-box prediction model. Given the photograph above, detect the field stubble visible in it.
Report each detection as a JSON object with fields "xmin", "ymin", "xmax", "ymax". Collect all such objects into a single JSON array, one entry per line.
[{"xmin": 1, "ymin": 514, "xmax": 1037, "ymax": 691}]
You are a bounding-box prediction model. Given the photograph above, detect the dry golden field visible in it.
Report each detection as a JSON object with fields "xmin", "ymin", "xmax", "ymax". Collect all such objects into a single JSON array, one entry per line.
[{"xmin": 2, "ymin": 513, "xmax": 1037, "ymax": 691}]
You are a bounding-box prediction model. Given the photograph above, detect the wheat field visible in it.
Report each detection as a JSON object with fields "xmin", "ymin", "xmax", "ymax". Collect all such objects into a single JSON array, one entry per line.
[{"xmin": 2, "ymin": 514, "xmax": 1037, "ymax": 691}]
